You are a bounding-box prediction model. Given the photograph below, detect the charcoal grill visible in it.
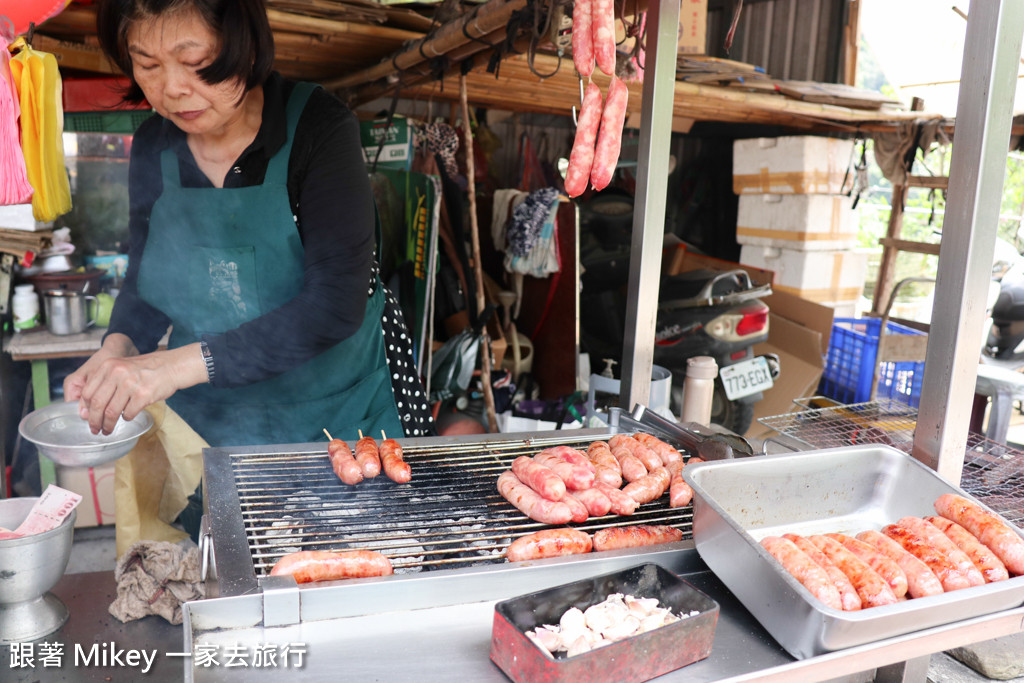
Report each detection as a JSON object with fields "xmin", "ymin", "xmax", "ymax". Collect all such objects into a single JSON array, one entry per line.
[
  {"xmin": 201, "ymin": 428, "xmax": 697, "ymax": 597},
  {"xmin": 758, "ymin": 399, "xmax": 1024, "ymax": 526}
]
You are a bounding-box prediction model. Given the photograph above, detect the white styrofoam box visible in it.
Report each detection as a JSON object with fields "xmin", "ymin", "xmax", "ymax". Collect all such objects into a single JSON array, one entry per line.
[
  {"xmin": 740, "ymin": 245, "xmax": 869, "ymax": 304},
  {"xmin": 733, "ymin": 136, "xmax": 856, "ymax": 195},
  {"xmin": 0, "ymin": 204, "xmax": 41, "ymax": 231},
  {"xmin": 736, "ymin": 193, "xmax": 858, "ymax": 251}
]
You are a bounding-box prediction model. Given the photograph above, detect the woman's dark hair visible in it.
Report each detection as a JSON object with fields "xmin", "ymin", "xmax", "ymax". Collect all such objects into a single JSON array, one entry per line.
[{"xmin": 96, "ymin": 0, "xmax": 275, "ymax": 104}]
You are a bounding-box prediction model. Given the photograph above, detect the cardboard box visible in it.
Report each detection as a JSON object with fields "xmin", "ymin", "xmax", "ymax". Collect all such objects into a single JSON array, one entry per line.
[
  {"xmin": 679, "ymin": 0, "xmax": 708, "ymax": 55},
  {"xmin": 739, "ymin": 245, "xmax": 868, "ymax": 305},
  {"xmin": 736, "ymin": 194, "xmax": 858, "ymax": 251},
  {"xmin": 733, "ymin": 136, "xmax": 855, "ymax": 195},
  {"xmin": 56, "ymin": 463, "xmax": 116, "ymax": 528}
]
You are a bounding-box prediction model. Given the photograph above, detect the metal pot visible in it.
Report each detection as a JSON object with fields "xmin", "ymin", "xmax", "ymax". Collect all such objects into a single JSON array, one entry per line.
[{"xmin": 43, "ymin": 289, "xmax": 97, "ymax": 335}]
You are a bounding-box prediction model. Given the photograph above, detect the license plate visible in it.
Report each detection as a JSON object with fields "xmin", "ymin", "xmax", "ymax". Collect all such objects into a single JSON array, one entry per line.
[{"xmin": 719, "ymin": 356, "xmax": 774, "ymax": 400}]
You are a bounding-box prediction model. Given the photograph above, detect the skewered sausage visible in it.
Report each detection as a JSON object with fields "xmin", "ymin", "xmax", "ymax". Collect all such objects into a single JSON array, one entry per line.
[
  {"xmin": 926, "ymin": 515, "xmax": 1009, "ymax": 583},
  {"xmin": 881, "ymin": 523, "xmax": 971, "ymax": 592},
  {"xmin": 825, "ymin": 533, "xmax": 908, "ymax": 598},
  {"xmin": 534, "ymin": 446, "xmax": 596, "ymax": 490},
  {"xmin": 621, "ymin": 466, "xmax": 671, "ymax": 505},
  {"xmin": 270, "ymin": 550, "xmax": 393, "ymax": 583},
  {"xmin": 785, "ymin": 534, "xmax": 862, "ymax": 611},
  {"xmin": 897, "ymin": 516, "xmax": 984, "ymax": 587},
  {"xmin": 934, "ymin": 493, "xmax": 1024, "ymax": 575},
  {"xmin": 856, "ymin": 530, "xmax": 944, "ymax": 598},
  {"xmin": 761, "ymin": 536, "xmax": 843, "ymax": 610},
  {"xmin": 608, "ymin": 434, "xmax": 663, "ymax": 471},
  {"xmin": 590, "ymin": 77, "xmax": 629, "ymax": 191},
  {"xmin": 633, "ymin": 433, "xmax": 684, "ymax": 466},
  {"xmin": 593, "ymin": 481, "xmax": 639, "ymax": 515},
  {"xmin": 559, "ymin": 490, "xmax": 591, "ymax": 523},
  {"xmin": 809, "ymin": 535, "xmax": 898, "ymax": 608},
  {"xmin": 586, "ymin": 441, "xmax": 623, "ymax": 488},
  {"xmin": 327, "ymin": 438, "xmax": 363, "ymax": 486},
  {"xmin": 592, "ymin": 524, "xmax": 683, "ymax": 552},
  {"xmin": 506, "ymin": 528, "xmax": 593, "ymax": 562},
  {"xmin": 512, "ymin": 456, "xmax": 567, "ymax": 502},
  {"xmin": 569, "ymin": 487, "xmax": 612, "ymax": 517},
  {"xmin": 497, "ymin": 470, "xmax": 574, "ymax": 525},
  {"xmin": 564, "ymin": 82, "xmax": 603, "ymax": 198},
  {"xmin": 380, "ymin": 436, "xmax": 411, "ymax": 484},
  {"xmin": 354, "ymin": 435, "xmax": 381, "ymax": 479},
  {"xmin": 571, "ymin": 0, "xmax": 595, "ymax": 78},
  {"xmin": 590, "ymin": 0, "xmax": 616, "ymax": 76}
]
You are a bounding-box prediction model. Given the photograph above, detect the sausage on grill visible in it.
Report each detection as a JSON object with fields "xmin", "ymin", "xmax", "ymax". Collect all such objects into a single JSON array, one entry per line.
[
  {"xmin": 506, "ymin": 528, "xmax": 593, "ymax": 562},
  {"xmin": 512, "ymin": 456, "xmax": 566, "ymax": 502},
  {"xmin": 569, "ymin": 487, "xmax": 612, "ymax": 517},
  {"xmin": 354, "ymin": 435, "xmax": 381, "ymax": 479},
  {"xmin": 327, "ymin": 438, "xmax": 363, "ymax": 486},
  {"xmin": 497, "ymin": 470, "xmax": 574, "ymax": 525},
  {"xmin": 592, "ymin": 524, "xmax": 682, "ymax": 552},
  {"xmin": 380, "ymin": 437, "xmax": 411, "ymax": 484},
  {"xmin": 586, "ymin": 441, "xmax": 623, "ymax": 488},
  {"xmin": 593, "ymin": 481, "xmax": 639, "ymax": 515},
  {"xmin": 621, "ymin": 466, "xmax": 671, "ymax": 505},
  {"xmin": 534, "ymin": 446, "xmax": 596, "ymax": 490},
  {"xmin": 270, "ymin": 550, "xmax": 393, "ymax": 583}
]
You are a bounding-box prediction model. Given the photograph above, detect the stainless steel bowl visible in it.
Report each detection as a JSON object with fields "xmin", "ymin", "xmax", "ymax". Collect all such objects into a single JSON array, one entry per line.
[
  {"xmin": 0, "ymin": 497, "xmax": 76, "ymax": 642},
  {"xmin": 18, "ymin": 401, "xmax": 154, "ymax": 468}
]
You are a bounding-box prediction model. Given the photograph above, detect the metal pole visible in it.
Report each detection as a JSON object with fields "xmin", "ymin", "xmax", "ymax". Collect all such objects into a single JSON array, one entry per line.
[
  {"xmin": 915, "ymin": 0, "xmax": 1024, "ymax": 484},
  {"xmin": 619, "ymin": 0, "xmax": 680, "ymax": 411}
]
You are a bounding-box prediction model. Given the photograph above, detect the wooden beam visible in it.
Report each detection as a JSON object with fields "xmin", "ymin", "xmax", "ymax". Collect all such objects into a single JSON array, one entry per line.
[
  {"xmin": 32, "ymin": 35, "xmax": 118, "ymax": 75},
  {"xmin": 907, "ymin": 175, "xmax": 949, "ymax": 190},
  {"xmin": 878, "ymin": 237, "xmax": 942, "ymax": 256}
]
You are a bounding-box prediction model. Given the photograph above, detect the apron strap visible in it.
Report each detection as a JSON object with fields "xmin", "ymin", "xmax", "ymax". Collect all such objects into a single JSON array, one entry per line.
[{"xmin": 265, "ymin": 81, "xmax": 318, "ymax": 182}]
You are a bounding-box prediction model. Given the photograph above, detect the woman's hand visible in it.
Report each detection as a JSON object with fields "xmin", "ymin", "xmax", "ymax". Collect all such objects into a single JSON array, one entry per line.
[{"xmin": 64, "ymin": 334, "xmax": 210, "ymax": 435}]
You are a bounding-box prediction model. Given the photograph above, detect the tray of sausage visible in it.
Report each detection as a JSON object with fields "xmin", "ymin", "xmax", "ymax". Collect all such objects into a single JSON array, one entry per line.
[
  {"xmin": 682, "ymin": 444, "xmax": 1024, "ymax": 659},
  {"xmin": 490, "ymin": 563, "xmax": 718, "ymax": 683}
]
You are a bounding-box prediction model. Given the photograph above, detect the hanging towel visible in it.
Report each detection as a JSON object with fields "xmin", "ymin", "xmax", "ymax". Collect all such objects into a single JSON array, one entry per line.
[
  {"xmin": 0, "ymin": 30, "xmax": 33, "ymax": 205},
  {"xmin": 10, "ymin": 38, "xmax": 72, "ymax": 222}
]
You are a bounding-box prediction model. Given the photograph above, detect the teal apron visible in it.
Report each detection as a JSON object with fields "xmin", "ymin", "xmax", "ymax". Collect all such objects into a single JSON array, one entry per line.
[{"xmin": 137, "ymin": 82, "xmax": 402, "ymax": 447}]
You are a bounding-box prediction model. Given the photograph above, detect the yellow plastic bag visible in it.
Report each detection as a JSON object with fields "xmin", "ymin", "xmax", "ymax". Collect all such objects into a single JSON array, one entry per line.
[{"xmin": 10, "ymin": 38, "xmax": 71, "ymax": 222}]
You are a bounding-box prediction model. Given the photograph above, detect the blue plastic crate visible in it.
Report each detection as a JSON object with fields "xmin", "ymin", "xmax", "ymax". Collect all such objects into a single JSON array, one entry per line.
[{"xmin": 818, "ymin": 317, "xmax": 926, "ymax": 407}]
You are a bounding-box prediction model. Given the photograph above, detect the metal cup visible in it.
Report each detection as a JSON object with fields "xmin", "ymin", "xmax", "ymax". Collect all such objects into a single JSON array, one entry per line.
[{"xmin": 43, "ymin": 290, "xmax": 97, "ymax": 335}]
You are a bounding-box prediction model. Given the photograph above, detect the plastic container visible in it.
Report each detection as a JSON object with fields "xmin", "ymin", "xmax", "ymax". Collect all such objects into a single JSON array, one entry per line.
[
  {"xmin": 11, "ymin": 285, "xmax": 39, "ymax": 331},
  {"xmin": 679, "ymin": 356, "xmax": 718, "ymax": 426},
  {"xmin": 818, "ymin": 317, "xmax": 926, "ymax": 407}
]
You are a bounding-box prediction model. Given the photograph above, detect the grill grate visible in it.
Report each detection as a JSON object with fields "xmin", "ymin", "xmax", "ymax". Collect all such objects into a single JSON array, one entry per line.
[
  {"xmin": 229, "ymin": 434, "xmax": 696, "ymax": 576},
  {"xmin": 759, "ymin": 400, "xmax": 1024, "ymax": 526}
]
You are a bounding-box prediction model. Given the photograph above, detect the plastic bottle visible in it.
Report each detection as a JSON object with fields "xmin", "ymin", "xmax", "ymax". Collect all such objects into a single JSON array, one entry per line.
[
  {"xmin": 12, "ymin": 284, "xmax": 39, "ymax": 331},
  {"xmin": 680, "ymin": 356, "xmax": 718, "ymax": 426}
]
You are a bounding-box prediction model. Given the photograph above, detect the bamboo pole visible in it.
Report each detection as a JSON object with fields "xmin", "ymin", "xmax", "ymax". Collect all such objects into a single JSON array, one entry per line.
[
  {"xmin": 266, "ymin": 8, "xmax": 421, "ymax": 41},
  {"xmin": 460, "ymin": 73, "xmax": 498, "ymax": 433}
]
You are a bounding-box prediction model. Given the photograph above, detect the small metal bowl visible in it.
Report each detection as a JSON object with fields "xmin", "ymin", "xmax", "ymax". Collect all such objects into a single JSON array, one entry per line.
[{"xmin": 18, "ymin": 401, "xmax": 154, "ymax": 468}]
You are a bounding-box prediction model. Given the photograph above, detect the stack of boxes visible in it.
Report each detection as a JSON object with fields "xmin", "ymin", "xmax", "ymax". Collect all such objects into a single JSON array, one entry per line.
[{"xmin": 732, "ymin": 136, "xmax": 867, "ymax": 318}]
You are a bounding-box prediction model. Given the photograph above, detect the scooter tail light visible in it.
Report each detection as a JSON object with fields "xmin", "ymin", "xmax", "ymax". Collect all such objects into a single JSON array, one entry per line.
[
  {"xmin": 736, "ymin": 305, "xmax": 769, "ymax": 336},
  {"xmin": 706, "ymin": 302, "xmax": 770, "ymax": 342}
]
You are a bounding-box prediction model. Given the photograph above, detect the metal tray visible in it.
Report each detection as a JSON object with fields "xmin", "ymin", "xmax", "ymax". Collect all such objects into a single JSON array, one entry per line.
[
  {"xmin": 681, "ymin": 444, "xmax": 1024, "ymax": 660},
  {"xmin": 490, "ymin": 563, "xmax": 718, "ymax": 683}
]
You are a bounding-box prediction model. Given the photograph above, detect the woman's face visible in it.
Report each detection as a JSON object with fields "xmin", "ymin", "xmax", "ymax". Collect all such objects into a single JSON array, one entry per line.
[{"xmin": 127, "ymin": 9, "xmax": 247, "ymax": 136}]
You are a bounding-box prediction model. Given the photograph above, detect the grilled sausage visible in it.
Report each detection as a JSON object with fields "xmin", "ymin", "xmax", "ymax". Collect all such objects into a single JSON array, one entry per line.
[
  {"xmin": 897, "ymin": 516, "xmax": 984, "ymax": 587},
  {"xmin": 856, "ymin": 530, "xmax": 944, "ymax": 598},
  {"xmin": 590, "ymin": 0, "xmax": 616, "ymax": 76},
  {"xmin": 809, "ymin": 535, "xmax": 898, "ymax": 608},
  {"xmin": 559, "ymin": 490, "xmax": 591, "ymax": 523},
  {"xmin": 934, "ymin": 493, "xmax": 1024, "ymax": 576},
  {"xmin": 569, "ymin": 487, "xmax": 612, "ymax": 517},
  {"xmin": 586, "ymin": 441, "xmax": 623, "ymax": 488},
  {"xmin": 571, "ymin": 0, "xmax": 595, "ymax": 78},
  {"xmin": 785, "ymin": 534, "xmax": 862, "ymax": 611},
  {"xmin": 633, "ymin": 433, "xmax": 684, "ymax": 466},
  {"xmin": 506, "ymin": 528, "xmax": 593, "ymax": 562},
  {"xmin": 511, "ymin": 456, "xmax": 567, "ymax": 502},
  {"xmin": 534, "ymin": 446, "xmax": 596, "ymax": 490},
  {"xmin": 564, "ymin": 82, "xmax": 603, "ymax": 198},
  {"xmin": 590, "ymin": 77, "xmax": 629, "ymax": 191},
  {"xmin": 270, "ymin": 550, "xmax": 392, "ymax": 583},
  {"xmin": 593, "ymin": 481, "xmax": 639, "ymax": 515},
  {"xmin": 354, "ymin": 435, "xmax": 382, "ymax": 479},
  {"xmin": 327, "ymin": 438, "xmax": 363, "ymax": 486},
  {"xmin": 926, "ymin": 515, "xmax": 1009, "ymax": 583},
  {"xmin": 380, "ymin": 437, "xmax": 411, "ymax": 484},
  {"xmin": 607, "ymin": 439, "xmax": 648, "ymax": 483},
  {"xmin": 497, "ymin": 470, "xmax": 574, "ymax": 525},
  {"xmin": 621, "ymin": 466, "xmax": 671, "ymax": 505},
  {"xmin": 761, "ymin": 536, "xmax": 843, "ymax": 610},
  {"xmin": 608, "ymin": 434, "xmax": 663, "ymax": 471},
  {"xmin": 825, "ymin": 533, "xmax": 908, "ymax": 598},
  {"xmin": 881, "ymin": 523, "xmax": 971, "ymax": 592},
  {"xmin": 665, "ymin": 461, "xmax": 693, "ymax": 508},
  {"xmin": 592, "ymin": 524, "xmax": 683, "ymax": 552}
]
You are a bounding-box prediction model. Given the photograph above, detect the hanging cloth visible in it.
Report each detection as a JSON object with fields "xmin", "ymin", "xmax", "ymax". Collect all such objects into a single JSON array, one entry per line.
[
  {"xmin": 10, "ymin": 38, "xmax": 72, "ymax": 222},
  {"xmin": 0, "ymin": 28, "xmax": 33, "ymax": 205}
]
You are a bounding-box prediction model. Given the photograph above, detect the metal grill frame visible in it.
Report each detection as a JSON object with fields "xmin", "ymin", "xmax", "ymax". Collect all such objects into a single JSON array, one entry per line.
[{"xmin": 203, "ymin": 428, "xmax": 697, "ymax": 597}]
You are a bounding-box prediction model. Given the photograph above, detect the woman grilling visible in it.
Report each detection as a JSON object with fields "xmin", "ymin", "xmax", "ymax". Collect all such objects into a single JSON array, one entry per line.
[{"xmin": 63, "ymin": 0, "xmax": 433, "ymax": 535}]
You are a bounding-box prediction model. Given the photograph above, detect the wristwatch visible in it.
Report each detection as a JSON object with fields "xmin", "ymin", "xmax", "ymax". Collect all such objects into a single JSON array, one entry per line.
[{"xmin": 200, "ymin": 340, "xmax": 215, "ymax": 383}]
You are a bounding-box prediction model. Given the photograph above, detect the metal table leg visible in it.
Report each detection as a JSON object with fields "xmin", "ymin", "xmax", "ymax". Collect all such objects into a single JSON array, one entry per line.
[
  {"xmin": 30, "ymin": 358, "xmax": 56, "ymax": 489},
  {"xmin": 874, "ymin": 654, "xmax": 931, "ymax": 682}
]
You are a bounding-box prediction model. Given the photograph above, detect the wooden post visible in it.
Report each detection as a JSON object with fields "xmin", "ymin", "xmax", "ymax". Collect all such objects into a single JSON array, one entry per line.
[{"xmin": 460, "ymin": 74, "xmax": 499, "ymax": 432}]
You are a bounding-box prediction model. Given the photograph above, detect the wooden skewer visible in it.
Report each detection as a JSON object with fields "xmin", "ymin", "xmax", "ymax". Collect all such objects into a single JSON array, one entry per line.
[
  {"xmin": 380, "ymin": 430, "xmax": 387, "ymax": 440},
  {"xmin": 323, "ymin": 428, "xmax": 333, "ymax": 440},
  {"xmin": 358, "ymin": 429, "xmax": 365, "ymax": 439}
]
